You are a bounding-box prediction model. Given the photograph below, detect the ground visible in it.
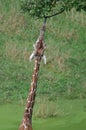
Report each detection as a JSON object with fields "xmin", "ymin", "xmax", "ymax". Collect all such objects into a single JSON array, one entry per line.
[{"xmin": 0, "ymin": 99, "xmax": 86, "ymax": 130}]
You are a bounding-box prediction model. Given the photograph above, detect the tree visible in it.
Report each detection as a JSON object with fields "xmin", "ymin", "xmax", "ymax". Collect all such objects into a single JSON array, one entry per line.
[{"xmin": 20, "ymin": 0, "xmax": 86, "ymax": 18}]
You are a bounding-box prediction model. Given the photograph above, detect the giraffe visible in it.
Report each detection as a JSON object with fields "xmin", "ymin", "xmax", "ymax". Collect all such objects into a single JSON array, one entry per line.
[{"xmin": 19, "ymin": 23, "xmax": 46, "ymax": 130}]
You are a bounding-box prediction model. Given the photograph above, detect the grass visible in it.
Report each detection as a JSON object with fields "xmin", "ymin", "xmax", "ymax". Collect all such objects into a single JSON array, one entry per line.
[
  {"xmin": 33, "ymin": 115, "xmax": 86, "ymax": 130},
  {"xmin": 0, "ymin": 0, "xmax": 86, "ymax": 100},
  {"xmin": 0, "ymin": 99, "xmax": 86, "ymax": 130}
]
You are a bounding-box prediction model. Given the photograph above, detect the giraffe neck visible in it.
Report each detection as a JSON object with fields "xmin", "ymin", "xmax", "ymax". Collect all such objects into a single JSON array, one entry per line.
[
  {"xmin": 19, "ymin": 57, "xmax": 41, "ymax": 130},
  {"xmin": 25, "ymin": 57, "xmax": 41, "ymax": 121}
]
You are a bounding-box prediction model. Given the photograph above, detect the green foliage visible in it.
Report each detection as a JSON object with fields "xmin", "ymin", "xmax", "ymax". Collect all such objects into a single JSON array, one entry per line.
[
  {"xmin": 20, "ymin": 0, "xmax": 86, "ymax": 18},
  {"xmin": 20, "ymin": 0, "xmax": 58, "ymax": 18},
  {"xmin": 63, "ymin": 0, "xmax": 86, "ymax": 11}
]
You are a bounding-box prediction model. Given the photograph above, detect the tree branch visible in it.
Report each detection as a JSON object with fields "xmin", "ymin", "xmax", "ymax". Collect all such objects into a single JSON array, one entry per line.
[{"xmin": 44, "ymin": 8, "xmax": 65, "ymax": 19}]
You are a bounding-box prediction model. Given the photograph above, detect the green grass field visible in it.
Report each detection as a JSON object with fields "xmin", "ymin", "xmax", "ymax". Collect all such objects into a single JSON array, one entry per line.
[{"xmin": 0, "ymin": 99, "xmax": 86, "ymax": 130}]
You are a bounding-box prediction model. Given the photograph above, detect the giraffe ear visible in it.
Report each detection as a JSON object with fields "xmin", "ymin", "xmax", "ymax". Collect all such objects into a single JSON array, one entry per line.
[
  {"xmin": 29, "ymin": 52, "xmax": 35, "ymax": 61},
  {"xmin": 43, "ymin": 54, "xmax": 46, "ymax": 64}
]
